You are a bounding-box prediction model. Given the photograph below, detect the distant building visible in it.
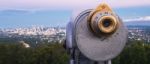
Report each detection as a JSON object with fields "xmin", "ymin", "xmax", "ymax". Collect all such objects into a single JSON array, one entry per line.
[{"xmin": 19, "ymin": 41, "xmax": 30, "ymax": 48}]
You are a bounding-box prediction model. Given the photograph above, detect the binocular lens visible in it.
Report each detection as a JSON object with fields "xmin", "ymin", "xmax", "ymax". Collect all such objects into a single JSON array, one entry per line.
[{"xmin": 102, "ymin": 18, "xmax": 112, "ymax": 27}]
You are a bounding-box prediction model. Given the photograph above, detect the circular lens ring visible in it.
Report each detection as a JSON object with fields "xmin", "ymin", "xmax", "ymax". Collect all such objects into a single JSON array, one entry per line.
[
  {"xmin": 98, "ymin": 16, "xmax": 118, "ymax": 34},
  {"xmin": 89, "ymin": 11, "xmax": 119, "ymax": 36}
]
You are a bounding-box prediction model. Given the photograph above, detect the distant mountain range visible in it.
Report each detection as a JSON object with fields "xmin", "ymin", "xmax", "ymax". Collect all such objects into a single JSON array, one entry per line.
[{"xmin": 124, "ymin": 16, "xmax": 150, "ymax": 26}]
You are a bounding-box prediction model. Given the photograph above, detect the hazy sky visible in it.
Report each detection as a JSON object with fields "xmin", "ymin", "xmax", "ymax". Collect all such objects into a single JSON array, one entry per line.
[{"xmin": 0, "ymin": 0, "xmax": 150, "ymax": 28}]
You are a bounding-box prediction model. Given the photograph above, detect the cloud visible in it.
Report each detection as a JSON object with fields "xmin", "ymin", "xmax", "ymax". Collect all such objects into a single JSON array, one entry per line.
[
  {"xmin": 124, "ymin": 16, "xmax": 150, "ymax": 22},
  {"xmin": 0, "ymin": 10, "xmax": 34, "ymax": 14},
  {"xmin": 0, "ymin": 0, "xmax": 149, "ymax": 10}
]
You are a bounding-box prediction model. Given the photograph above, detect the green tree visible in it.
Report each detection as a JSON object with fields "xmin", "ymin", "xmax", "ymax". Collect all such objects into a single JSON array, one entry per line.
[{"xmin": 112, "ymin": 41, "xmax": 149, "ymax": 64}]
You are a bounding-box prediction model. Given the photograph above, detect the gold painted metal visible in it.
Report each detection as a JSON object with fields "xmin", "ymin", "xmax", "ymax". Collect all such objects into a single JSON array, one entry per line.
[
  {"xmin": 88, "ymin": 3, "xmax": 119, "ymax": 36},
  {"xmin": 98, "ymin": 16, "xmax": 118, "ymax": 33}
]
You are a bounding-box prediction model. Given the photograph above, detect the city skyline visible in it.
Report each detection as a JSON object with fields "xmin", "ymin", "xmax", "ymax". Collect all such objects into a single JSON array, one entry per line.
[{"xmin": 0, "ymin": 0, "xmax": 150, "ymax": 28}]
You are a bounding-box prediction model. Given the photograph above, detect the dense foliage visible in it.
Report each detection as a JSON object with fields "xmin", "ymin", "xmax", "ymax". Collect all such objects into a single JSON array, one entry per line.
[
  {"xmin": 0, "ymin": 40, "xmax": 150, "ymax": 64},
  {"xmin": 0, "ymin": 43, "xmax": 69, "ymax": 64},
  {"xmin": 112, "ymin": 41, "xmax": 150, "ymax": 64}
]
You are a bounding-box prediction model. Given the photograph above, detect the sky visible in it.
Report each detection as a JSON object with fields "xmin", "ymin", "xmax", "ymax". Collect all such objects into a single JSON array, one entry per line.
[{"xmin": 0, "ymin": 0, "xmax": 150, "ymax": 28}]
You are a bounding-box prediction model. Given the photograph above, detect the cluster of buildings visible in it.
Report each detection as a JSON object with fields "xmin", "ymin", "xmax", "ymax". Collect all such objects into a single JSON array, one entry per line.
[
  {"xmin": 128, "ymin": 26, "xmax": 150, "ymax": 43},
  {"xmin": 0, "ymin": 25, "xmax": 150, "ymax": 45},
  {"xmin": 0, "ymin": 26, "xmax": 65, "ymax": 36},
  {"xmin": 0, "ymin": 26, "xmax": 66, "ymax": 43}
]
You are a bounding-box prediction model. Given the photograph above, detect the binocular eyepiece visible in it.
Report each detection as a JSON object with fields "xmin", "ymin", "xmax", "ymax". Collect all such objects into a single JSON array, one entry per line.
[{"xmin": 88, "ymin": 4, "xmax": 119, "ymax": 36}]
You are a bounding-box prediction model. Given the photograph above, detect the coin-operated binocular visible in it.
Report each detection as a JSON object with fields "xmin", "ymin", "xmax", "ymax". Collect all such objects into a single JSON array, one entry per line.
[{"xmin": 65, "ymin": 3, "xmax": 128, "ymax": 64}]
